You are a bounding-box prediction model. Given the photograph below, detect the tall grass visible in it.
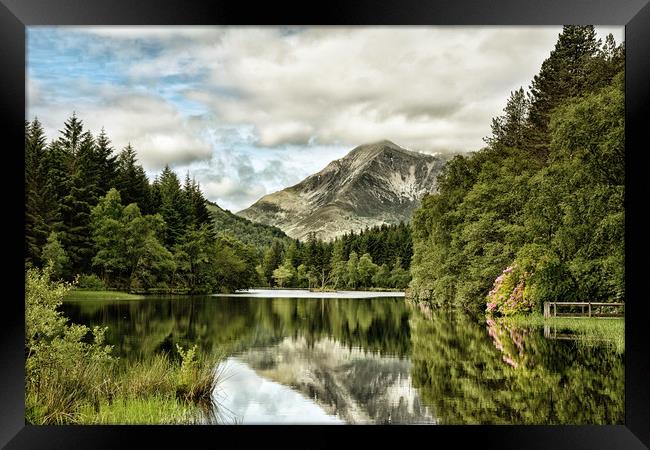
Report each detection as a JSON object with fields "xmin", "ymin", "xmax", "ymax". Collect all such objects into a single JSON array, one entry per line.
[
  {"xmin": 26, "ymin": 266, "xmax": 223, "ymax": 425},
  {"xmin": 503, "ymin": 313, "xmax": 625, "ymax": 353},
  {"xmin": 27, "ymin": 348, "xmax": 223, "ymax": 425}
]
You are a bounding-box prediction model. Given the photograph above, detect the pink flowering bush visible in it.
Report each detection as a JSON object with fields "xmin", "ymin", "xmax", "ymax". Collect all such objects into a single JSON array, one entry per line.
[{"xmin": 485, "ymin": 264, "xmax": 534, "ymax": 316}]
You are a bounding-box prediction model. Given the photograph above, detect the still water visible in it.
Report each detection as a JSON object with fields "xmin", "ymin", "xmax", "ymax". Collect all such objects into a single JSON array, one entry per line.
[{"xmin": 62, "ymin": 290, "xmax": 623, "ymax": 425}]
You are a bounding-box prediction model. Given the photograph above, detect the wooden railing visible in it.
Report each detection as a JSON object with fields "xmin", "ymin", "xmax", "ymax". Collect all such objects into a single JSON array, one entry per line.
[{"xmin": 543, "ymin": 301, "xmax": 624, "ymax": 318}]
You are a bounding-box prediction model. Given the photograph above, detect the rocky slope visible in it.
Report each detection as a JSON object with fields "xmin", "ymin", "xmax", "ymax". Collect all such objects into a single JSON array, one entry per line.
[{"xmin": 237, "ymin": 140, "xmax": 448, "ymax": 241}]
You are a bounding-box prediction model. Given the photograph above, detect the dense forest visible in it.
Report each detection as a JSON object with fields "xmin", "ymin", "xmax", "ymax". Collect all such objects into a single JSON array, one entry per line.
[
  {"xmin": 25, "ymin": 114, "xmax": 260, "ymax": 293},
  {"xmin": 257, "ymin": 223, "xmax": 413, "ymax": 290},
  {"xmin": 25, "ymin": 115, "xmax": 413, "ymax": 293},
  {"xmin": 206, "ymin": 201, "xmax": 291, "ymax": 249},
  {"xmin": 409, "ymin": 26, "xmax": 625, "ymax": 315}
]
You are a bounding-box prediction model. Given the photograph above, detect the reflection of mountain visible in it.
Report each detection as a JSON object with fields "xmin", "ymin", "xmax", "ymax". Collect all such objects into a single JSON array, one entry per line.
[{"xmin": 234, "ymin": 336, "xmax": 436, "ymax": 424}]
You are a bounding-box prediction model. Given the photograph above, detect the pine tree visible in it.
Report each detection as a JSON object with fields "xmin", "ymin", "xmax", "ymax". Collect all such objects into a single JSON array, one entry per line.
[
  {"xmin": 157, "ymin": 165, "xmax": 190, "ymax": 247},
  {"xmin": 115, "ymin": 144, "xmax": 151, "ymax": 212},
  {"xmin": 182, "ymin": 173, "xmax": 212, "ymax": 230},
  {"xmin": 527, "ymin": 25, "xmax": 601, "ymax": 158},
  {"xmin": 93, "ymin": 128, "xmax": 118, "ymax": 196},
  {"xmin": 25, "ymin": 118, "xmax": 54, "ymax": 264},
  {"xmin": 56, "ymin": 116, "xmax": 98, "ymax": 273},
  {"xmin": 485, "ymin": 88, "xmax": 530, "ymax": 150}
]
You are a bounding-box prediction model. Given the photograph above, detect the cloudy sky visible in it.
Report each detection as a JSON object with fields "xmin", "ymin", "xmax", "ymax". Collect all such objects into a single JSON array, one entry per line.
[{"xmin": 27, "ymin": 26, "xmax": 623, "ymax": 212}]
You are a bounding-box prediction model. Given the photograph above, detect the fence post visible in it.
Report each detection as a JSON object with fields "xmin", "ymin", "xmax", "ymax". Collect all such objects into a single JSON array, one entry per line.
[
  {"xmin": 588, "ymin": 302, "xmax": 591, "ymax": 317},
  {"xmin": 554, "ymin": 303, "xmax": 556, "ymax": 317}
]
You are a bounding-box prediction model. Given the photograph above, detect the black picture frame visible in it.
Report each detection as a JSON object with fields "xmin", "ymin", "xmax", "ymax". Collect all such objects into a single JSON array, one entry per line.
[{"xmin": 2, "ymin": 1, "xmax": 648, "ymax": 448}]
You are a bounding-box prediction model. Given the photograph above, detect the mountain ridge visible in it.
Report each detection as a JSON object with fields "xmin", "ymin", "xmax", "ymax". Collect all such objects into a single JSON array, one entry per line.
[
  {"xmin": 206, "ymin": 201, "xmax": 291, "ymax": 248},
  {"xmin": 237, "ymin": 140, "xmax": 449, "ymax": 241}
]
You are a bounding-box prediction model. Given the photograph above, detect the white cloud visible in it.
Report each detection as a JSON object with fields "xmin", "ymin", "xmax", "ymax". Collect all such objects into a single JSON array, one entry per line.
[
  {"xmin": 27, "ymin": 80, "xmax": 212, "ymax": 170},
  {"xmin": 28, "ymin": 25, "xmax": 624, "ymax": 210}
]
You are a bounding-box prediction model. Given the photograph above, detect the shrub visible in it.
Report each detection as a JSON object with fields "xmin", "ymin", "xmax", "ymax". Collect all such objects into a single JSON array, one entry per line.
[
  {"xmin": 486, "ymin": 265, "xmax": 535, "ymax": 316},
  {"xmin": 25, "ymin": 267, "xmax": 115, "ymax": 424},
  {"xmin": 175, "ymin": 344, "xmax": 216, "ymax": 405},
  {"xmin": 76, "ymin": 273, "xmax": 107, "ymax": 290}
]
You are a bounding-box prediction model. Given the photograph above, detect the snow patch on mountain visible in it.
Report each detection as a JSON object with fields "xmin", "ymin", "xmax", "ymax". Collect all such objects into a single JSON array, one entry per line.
[{"xmin": 236, "ymin": 140, "xmax": 449, "ymax": 241}]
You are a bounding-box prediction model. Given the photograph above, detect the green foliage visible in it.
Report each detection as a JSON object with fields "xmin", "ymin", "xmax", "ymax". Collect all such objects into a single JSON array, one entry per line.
[
  {"xmin": 25, "ymin": 266, "xmax": 220, "ymax": 424},
  {"xmin": 254, "ymin": 222, "xmax": 412, "ymax": 291},
  {"xmin": 409, "ymin": 30, "xmax": 624, "ymax": 313},
  {"xmin": 90, "ymin": 189, "xmax": 175, "ymax": 291},
  {"xmin": 76, "ymin": 274, "xmax": 107, "ymax": 290},
  {"xmin": 41, "ymin": 232, "xmax": 69, "ymax": 279},
  {"xmin": 206, "ymin": 201, "xmax": 291, "ymax": 249},
  {"xmin": 25, "ymin": 266, "xmax": 114, "ymax": 424},
  {"xmin": 272, "ymin": 262, "xmax": 294, "ymax": 288}
]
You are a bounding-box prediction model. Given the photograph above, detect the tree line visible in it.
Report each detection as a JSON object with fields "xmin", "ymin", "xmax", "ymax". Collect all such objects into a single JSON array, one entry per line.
[
  {"xmin": 409, "ymin": 26, "xmax": 625, "ymax": 315},
  {"xmin": 258, "ymin": 223, "xmax": 413, "ymax": 290},
  {"xmin": 25, "ymin": 114, "xmax": 258, "ymax": 293}
]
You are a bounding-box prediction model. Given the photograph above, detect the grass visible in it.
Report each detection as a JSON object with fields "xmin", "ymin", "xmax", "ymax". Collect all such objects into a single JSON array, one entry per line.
[
  {"xmin": 64, "ymin": 289, "xmax": 145, "ymax": 301},
  {"xmin": 77, "ymin": 395, "xmax": 198, "ymax": 425},
  {"xmin": 26, "ymin": 266, "xmax": 223, "ymax": 425},
  {"xmin": 504, "ymin": 312, "xmax": 624, "ymax": 353},
  {"xmin": 27, "ymin": 348, "xmax": 223, "ymax": 425}
]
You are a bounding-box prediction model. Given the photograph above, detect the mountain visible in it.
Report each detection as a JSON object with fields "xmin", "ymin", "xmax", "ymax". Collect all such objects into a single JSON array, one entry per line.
[
  {"xmin": 206, "ymin": 201, "xmax": 291, "ymax": 249},
  {"xmin": 237, "ymin": 140, "xmax": 448, "ymax": 241}
]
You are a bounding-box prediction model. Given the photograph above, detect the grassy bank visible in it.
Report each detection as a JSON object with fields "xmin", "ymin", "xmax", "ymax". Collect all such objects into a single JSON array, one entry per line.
[
  {"xmin": 26, "ymin": 267, "xmax": 222, "ymax": 425},
  {"xmin": 503, "ymin": 313, "xmax": 624, "ymax": 353},
  {"xmin": 26, "ymin": 350, "xmax": 221, "ymax": 424},
  {"xmin": 64, "ymin": 289, "xmax": 146, "ymax": 301}
]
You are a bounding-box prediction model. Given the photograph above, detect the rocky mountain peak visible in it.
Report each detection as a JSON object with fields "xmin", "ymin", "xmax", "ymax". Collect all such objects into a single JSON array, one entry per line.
[{"xmin": 237, "ymin": 140, "xmax": 449, "ymax": 241}]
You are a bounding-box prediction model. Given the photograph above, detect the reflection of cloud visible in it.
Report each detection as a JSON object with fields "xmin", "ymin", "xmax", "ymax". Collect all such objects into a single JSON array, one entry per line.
[{"xmin": 213, "ymin": 358, "xmax": 343, "ymax": 424}]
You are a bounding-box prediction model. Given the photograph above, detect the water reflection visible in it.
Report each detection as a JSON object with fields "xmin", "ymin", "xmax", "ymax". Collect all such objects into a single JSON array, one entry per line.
[
  {"xmin": 410, "ymin": 310, "xmax": 624, "ymax": 424},
  {"xmin": 223, "ymin": 336, "xmax": 435, "ymax": 424},
  {"xmin": 214, "ymin": 358, "xmax": 343, "ymax": 424},
  {"xmin": 62, "ymin": 293, "xmax": 623, "ymax": 424}
]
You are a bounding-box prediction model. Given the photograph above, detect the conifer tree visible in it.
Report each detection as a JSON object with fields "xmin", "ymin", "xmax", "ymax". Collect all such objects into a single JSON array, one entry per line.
[
  {"xmin": 527, "ymin": 25, "xmax": 601, "ymax": 158},
  {"xmin": 115, "ymin": 144, "xmax": 150, "ymax": 211},
  {"xmin": 25, "ymin": 118, "xmax": 55, "ymax": 264}
]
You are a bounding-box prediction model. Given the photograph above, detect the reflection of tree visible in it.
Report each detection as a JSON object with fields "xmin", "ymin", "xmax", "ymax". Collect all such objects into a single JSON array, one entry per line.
[
  {"xmin": 62, "ymin": 296, "xmax": 412, "ymax": 362},
  {"xmin": 409, "ymin": 310, "xmax": 623, "ymax": 424}
]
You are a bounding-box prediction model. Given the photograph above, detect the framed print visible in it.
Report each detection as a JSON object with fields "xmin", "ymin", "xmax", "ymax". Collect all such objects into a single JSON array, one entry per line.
[{"xmin": 2, "ymin": 0, "xmax": 649, "ymax": 448}]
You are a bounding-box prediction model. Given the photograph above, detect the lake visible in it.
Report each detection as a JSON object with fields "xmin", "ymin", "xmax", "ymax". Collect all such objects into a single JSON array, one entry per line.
[{"xmin": 62, "ymin": 289, "xmax": 624, "ymax": 425}]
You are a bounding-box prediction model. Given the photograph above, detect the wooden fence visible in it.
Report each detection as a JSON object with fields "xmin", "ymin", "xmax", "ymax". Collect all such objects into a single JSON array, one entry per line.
[{"xmin": 543, "ymin": 301, "xmax": 624, "ymax": 318}]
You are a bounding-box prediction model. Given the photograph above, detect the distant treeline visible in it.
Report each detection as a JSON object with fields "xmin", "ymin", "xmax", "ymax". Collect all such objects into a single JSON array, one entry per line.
[
  {"xmin": 409, "ymin": 26, "xmax": 625, "ymax": 315},
  {"xmin": 206, "ymin": 201, "xmax": 292, "ymax": 249},
  {"xmin": 259, "ymin": 223, "xmax": 413, "ymax": 290}
]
